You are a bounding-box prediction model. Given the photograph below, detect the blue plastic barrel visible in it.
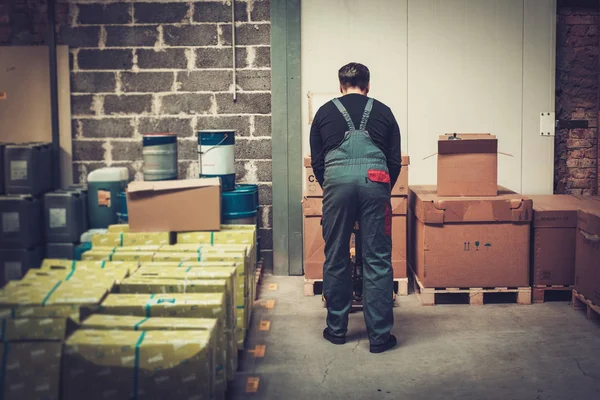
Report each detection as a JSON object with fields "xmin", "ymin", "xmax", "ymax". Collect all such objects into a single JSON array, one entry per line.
[
  {"xmin": 221, "ymin": 184, "xmax": 258, "ymax": 224},
  {"xmin": 198, "ymin": 130, "xmax": 236, "ymax": 191}
]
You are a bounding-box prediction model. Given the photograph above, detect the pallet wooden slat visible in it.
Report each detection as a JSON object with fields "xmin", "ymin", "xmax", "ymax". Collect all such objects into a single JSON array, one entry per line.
[
  {"xmin": 532, "ymin": 285, "xmax": 573, "ymax": 304},
  {"xmin": 572, "ymin": 290, "xmax": 600, "ymax": 321},
  {"xmin": 412, "ymin": 272, "xmax": 532, "ymax": 306}
]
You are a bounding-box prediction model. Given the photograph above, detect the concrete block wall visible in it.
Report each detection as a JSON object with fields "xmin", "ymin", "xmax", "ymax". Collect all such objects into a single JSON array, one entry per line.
[
  {"xmin": 556, "ymin": 0, "xmax": 600, "ymax": 195},
  {"xmin": 1, "ymin": 0, "xmax": 274, "ymax": 269}
]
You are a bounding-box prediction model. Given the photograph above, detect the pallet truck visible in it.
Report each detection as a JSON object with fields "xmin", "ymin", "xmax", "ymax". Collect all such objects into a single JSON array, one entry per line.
[{"xmin": 322, "ymin": 223, "xmax": 396, "ymax": 309}]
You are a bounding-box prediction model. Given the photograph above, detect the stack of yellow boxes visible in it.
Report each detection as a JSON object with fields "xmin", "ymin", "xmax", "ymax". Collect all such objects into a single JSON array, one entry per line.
[
  {"xmin": 0, "ymin": 260, "xmax": 135, "ymax": 400},
  {"xmin": 0, "ymin": 223, "xmax": 257, "ymax": 400}
]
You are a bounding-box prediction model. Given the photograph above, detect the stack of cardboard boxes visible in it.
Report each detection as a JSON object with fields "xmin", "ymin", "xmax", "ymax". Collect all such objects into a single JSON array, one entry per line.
[
  {"xmin": 408, "ymin": 134, "xmax": 533, "ymax": 305},
  {"xmin": 0, "ymin": 178, "xmax": 259, "ymax": 400},
  {"xmin": 302, "ymin": 154, "xmax": 411, "ymax": 295}
]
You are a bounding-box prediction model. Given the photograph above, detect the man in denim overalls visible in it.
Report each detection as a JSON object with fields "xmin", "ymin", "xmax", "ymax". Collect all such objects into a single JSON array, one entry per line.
[{"xmin": 310, "ymin": 63, "xmax": 402, "ymax": 354}]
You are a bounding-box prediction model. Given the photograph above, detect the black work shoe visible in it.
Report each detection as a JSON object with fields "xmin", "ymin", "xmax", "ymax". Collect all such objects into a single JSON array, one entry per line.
[
  {"xmin": 323, "ymin": 328, "xmax": 346, "ymax": 345},
  {"xmin": 369, "ymin": 335, "xmax": 397, "ymax": 353}
]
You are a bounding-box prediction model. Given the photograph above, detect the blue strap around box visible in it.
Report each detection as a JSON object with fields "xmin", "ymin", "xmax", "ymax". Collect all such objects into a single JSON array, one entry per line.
[
  {"xmin": 101, "ymin": 260, "xmax": 106, "ymax": 269},
  {"xmin": 144, "ymin": 294, "xmax": 156, "ymax": 318},
  {"xmin": 42, "ymin": 281, "xmax": 63, "ymax": 306},
  {"xmin": 210, "ymin": 232, "xmax": 214, "ymax": 245},
  {"xmin": 132, "ymin": 330, "xmax": 147, "ymax": 400},
  {"xmin": 134, "ymin": 317, "xmax": 149, "ymax": 331},
  {"xmin": 65, "ymin": 260, "xmax": 77, "ymax": 281}
]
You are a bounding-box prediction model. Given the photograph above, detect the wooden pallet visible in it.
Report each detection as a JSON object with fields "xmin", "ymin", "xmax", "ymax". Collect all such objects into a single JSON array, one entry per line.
[
  {"xmin": 572, "ymin": 290, "xmax": 600, "ymax": 321},
  {"xmin": 413, "ymin": 273, "xmax": 531, "ymax": 306},
  {"xmin": 532, "ymin": 285, "xmax": 573, "ymax": 304},
  {"xmin": 303, "ymin": 277, "xmax": 409, "ymax": 297}
]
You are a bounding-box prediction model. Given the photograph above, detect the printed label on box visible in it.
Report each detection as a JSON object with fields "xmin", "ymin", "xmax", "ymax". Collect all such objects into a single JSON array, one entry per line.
[
  {"xmin": 2, "ymin": 212, "xmax": 20, "ymax": 233},
  {"xmin": 10, "ymin": 160, "xmax": 28, "ymax": 181},
  {"xmin": 98, "ymin": 190, "xmax": 111, "ymax": 207},
  {"xmin": 4, "ymin": 262, "xmax": 23, "ymax": 281},
  {"xmin": 49, "ymin": 208, "xmax": 67, "ymax": 229}
]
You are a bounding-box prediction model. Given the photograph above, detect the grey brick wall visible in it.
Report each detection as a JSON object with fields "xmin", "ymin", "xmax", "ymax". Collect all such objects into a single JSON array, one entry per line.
[{"xmin": 63, "ymin": 0, "xmax": 273, "ymax": 269}]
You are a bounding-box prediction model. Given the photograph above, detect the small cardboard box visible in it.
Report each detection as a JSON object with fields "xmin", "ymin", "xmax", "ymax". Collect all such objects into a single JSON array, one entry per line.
[
  {"xmin": 62, "ymin": 329, "xmax": 214, "ymax": 400},
  {"xmin": 303, "ymin": 155, "xmax": 411, "ymax": 197},
  {"xmin": 437, "ymin": 134, "xmax": 498, "ymax": 197},
  {"xmin": 302, "ymin": 196, "xmax": 407, "ymax": 279},
  {"xmin": 528, "ymin": 195, "xmax": 593, "ymax": 287},
  {"xmin": 127, "ymin": 179, "xmax": 221, "ymax": 233},
  {"xmin": 0, "ymin": 317, "xmax": 69, "ymax": 400},
  {"xmin": 575, "ymin": 207, "xmax": 600, "ymax": 305},
  {"xmin": 409, "ymin": 185, "xmax": 531, "ymax": 288}
]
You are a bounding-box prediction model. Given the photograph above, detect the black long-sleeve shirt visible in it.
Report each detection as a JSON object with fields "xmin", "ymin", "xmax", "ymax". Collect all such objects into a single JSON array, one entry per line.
[{"xmin": 309, "ymin": 93, "xmax": 402, "ymax": 188}]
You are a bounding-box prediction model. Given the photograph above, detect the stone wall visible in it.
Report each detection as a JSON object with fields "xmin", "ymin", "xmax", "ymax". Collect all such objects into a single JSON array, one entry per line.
[{"xmin": 0, "ymin": 0, "xmax": 274, "ymax": 268}]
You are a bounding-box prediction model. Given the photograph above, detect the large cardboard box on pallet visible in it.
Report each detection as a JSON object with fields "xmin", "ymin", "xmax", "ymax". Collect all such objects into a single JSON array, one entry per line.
[
  {"xmin": 528, "ymin": 195, "xmax": 594, "ymax": 287},
  {"xmin": 62, "ymin": 329, "xmax": 215, "ymax": 400},
  {"xmin": 303, "ymin": 154, "xmax": 411, "ymax": 197},
  {"xmin": 408, "ymin": 185, "xmax": 532, "ymax": 288},
  {"xmin": 127, "ymin": 178, "xmax": 221, "ymax": 232},
  {"xmin": 575, "ymin": 208, "xmax": 600, "ymax": 305},
  {"xmin": 302, "ymin": 196, "xmax": 407, "ymax": 279},
  {"xmin": 437, "ymin": 134, "xmax": 498, "ymax": 197}
]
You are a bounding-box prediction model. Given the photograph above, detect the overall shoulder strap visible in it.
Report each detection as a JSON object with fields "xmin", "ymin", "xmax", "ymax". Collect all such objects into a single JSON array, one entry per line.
[
  {"xmin": 359, "ymin": 98, "xmax": 374, "ymax": 131},
  {"xmin": 331, "ymin": 98, "xmax": 356, "ymax": 131}
]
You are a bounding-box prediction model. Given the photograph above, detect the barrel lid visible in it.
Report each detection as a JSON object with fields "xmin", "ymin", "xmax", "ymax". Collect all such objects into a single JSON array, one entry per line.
[
  {"xmin": 197, "ymin": 129, "xmax": 237, "ymax": 133},
  {"xmin": 142, "ymin": 132, "xmax": 176, "ymax": 136}
]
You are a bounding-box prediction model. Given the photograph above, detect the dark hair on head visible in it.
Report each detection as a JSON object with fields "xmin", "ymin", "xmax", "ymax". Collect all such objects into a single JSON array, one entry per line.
[{"xmin": 338, "ymin": 63, "xmax": 370, "ymax": 91}]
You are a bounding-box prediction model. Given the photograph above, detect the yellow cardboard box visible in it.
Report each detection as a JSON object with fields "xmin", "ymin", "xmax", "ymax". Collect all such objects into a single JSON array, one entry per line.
[
  {"xmin": 122, "ymin": 232, "xmax": 173, "ymax": 246},
  {"xmin": 94, "ymin": 293, "xmax": 235, "ymax": 382},
  {"xmin": 0, "ymin": 278, "xmax": 114, "ymax": 322},
  {"xmin": 63, "ymin": 329, "xmax": 214, "ymax": 400},
  {"xmin": 0, "ymin": 318, "xmax": 68, "ymax": 400},
  {"xmin": 107, "ymin": 224, "xmax": 130, "ymax": 233},
  {"xmin": 79, "ymin": 315, "xmax": 225, "ymax": 400}
]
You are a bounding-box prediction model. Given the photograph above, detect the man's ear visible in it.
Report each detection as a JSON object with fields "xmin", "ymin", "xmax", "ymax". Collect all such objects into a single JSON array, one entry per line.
[
  {"xmin": 340, "ymin": 84, "xmax": 344, "ymax": 94},
  {"xmin": 365, "ymin": 83, "xmax": 370, "ymax": 94}
]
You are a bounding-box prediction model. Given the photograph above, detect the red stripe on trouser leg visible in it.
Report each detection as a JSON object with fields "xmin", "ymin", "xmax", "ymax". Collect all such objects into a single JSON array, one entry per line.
[
  {"xmin": 384, "ymin": 202, "xmax": 392, "ymax": 237},
  {"xmin": 368, "ymin": 170, "xmax": 390, "ymax": 184}
]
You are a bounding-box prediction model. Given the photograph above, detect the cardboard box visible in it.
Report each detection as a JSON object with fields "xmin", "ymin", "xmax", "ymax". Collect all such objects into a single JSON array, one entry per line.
[
  {"xmin": 62, "ymin": 330, "xmax": 214, "ymax": 400},
  {"xmin": 575, "ymin": 208, "xmax": 600, "ymax": 305},
  {"xmin": 79, "ymin": 315, "xmax": 226, "ymax": 400},
  {"xmin": 133, "ymin": 264, "xmax": 245, "ymax": 347},
  {"xmin": 94, "ymin": 293, "xmax": 233, "ymax": 385},
  {"xmin": 302, "ymin": 196, "xmax": 407, "ymax": 279},
  {"xmin": 528, "ymin": 195, "xmax": 592, "ymax": 286},
  {"xmin": 437, "ymin": 134, "xmax": 498, "ymax": 197},
  {"xmin": 127, "ymin": 179, "xmax": 221, "ymax": 233},
  {"xmin": 409, "ymin": 185, "xmax": 532, "ymax": 288},
  {"xmin": 0, "ymin": 318, "xmax": 68, "ymax": 400},
  {"xmin": 107, "ymin": 223, "xmax": 129, "ymax": 233},
  {"xmin": 303, "ymin": 155, "xmax": 411, "ymax": 197}
]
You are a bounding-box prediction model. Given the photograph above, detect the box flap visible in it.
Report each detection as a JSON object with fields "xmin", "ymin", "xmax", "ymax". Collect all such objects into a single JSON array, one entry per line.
[
  {"xmin": 410, "ymin": 185, "xmax": 532, "ymax": 224},
  {"xmin": 438, "ymin": 134, "xmax": 498, "ymax": 155},
  {"xmin": 128, "ymin": 178, "xmax": 221, "ymax": 194},
  {"xmin": 391, "ymin": 197, "xmax": 407, "ymax": 215},
  {"xmin": 528, "ymin": 195, "xmax": 582, "ymax": 228},
  {"xmin": 304, "ymin": 156, "xmax": 312, "ymax": 167}
]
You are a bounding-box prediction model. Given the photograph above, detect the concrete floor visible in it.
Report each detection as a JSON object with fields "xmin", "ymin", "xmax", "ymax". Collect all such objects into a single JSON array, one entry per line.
[{"xmin": 229, "ymin": 275, "xmax": 600, "ymax": 400}]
